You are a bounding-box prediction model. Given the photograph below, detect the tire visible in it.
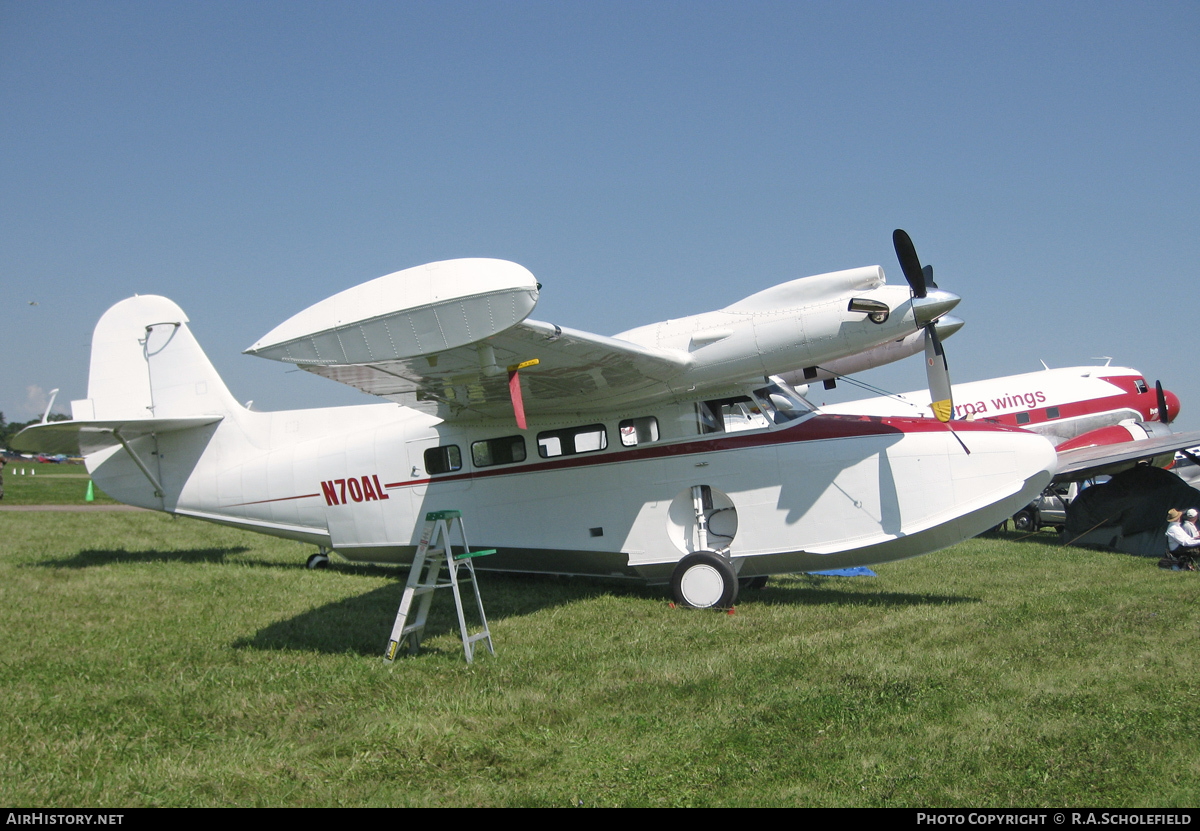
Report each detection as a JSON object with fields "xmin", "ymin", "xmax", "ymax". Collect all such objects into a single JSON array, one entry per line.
[
  {"xmin": 306, "ymin": 552, "xmax": 330, "ymax": 570},
  {"xmin": 1012, "ymin": 510, "xmax": 1034, "ymax": 532},
  {"xmin": 671, "ymin": 552, "xmax": 739, "ymax": 609}
]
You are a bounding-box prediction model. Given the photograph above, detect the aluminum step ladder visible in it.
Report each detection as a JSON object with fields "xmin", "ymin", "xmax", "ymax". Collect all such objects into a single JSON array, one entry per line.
[{"xmin": 384, "ymin": 510, "xmax": 496, "ymax": 664}]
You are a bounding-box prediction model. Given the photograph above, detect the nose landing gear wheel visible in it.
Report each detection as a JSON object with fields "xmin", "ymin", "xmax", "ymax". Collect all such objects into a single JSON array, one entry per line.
[{"xmin": 670, "ymin": 552, "xmax": 738, "ymax": 609}]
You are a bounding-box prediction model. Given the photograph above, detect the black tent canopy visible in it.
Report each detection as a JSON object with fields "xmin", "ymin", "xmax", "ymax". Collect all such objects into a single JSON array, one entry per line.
[{"xmin": 1064, "ymin": 465, "xmax": 1200, "ymax": 556}]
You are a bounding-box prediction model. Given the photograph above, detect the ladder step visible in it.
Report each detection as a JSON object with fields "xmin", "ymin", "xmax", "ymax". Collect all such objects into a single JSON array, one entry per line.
[
  {"xmin": 409, "ymin": 585, "xmax": 447, "ymax": 596},
  {"xmin": 454, "ymin": 548, "xmax": 497, "ymax": 561}
]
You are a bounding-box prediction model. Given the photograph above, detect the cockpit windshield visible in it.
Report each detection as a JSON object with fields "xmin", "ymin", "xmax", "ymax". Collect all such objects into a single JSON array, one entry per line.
[
  {"xmin": 751, "ymin": 381, "xmax": 816, "ymax": 425},
  {"xmin": 695, "ymin": 380, "xmax": 816, "ymax": 435}
]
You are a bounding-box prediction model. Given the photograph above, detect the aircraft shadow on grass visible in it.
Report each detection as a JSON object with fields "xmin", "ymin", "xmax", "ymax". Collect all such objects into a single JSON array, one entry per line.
[
  {"xmin": 36, "ymin": 546, "xmax": 252, "ymax": 568},
  {"xmin": 234, "ymin": 572, "xmax": 652, "ymax": 657},
  {"xmin": 234, "ymin": 569, "xmax": 979, "ymax": 657}
]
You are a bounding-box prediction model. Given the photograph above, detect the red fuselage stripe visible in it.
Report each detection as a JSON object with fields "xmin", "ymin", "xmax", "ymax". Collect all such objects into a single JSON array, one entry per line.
[
  {"xmin": 986, "ymin": 377, "xmax": 1152, "ymax": 429},
  {"xmin": 382, "ymin": 413, "xmax": 1025, "ymax": 491},
  {"xmin": 246, "ymin": 412, "xmax": 1031, "ymax": 504},
  {"xmin": 225, "ymin": 492, "xmax": 321, "ymax": 508}
]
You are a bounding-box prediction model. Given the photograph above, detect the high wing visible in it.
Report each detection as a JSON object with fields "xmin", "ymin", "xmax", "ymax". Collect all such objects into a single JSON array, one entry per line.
[
  {"xmin": 243, "ymin": 259, "xmax": 689, "ymax": 419},
  {"xmin": 1054, "ymin": 429, "xmax": 1200, "ymax": 482},
  {"xmin": 272, "ymin": 317, "xmax": 690, "ymax": 419},
  {"xmin": 246, "ymin": 257, "xmax": 948, "ymax": 421}
]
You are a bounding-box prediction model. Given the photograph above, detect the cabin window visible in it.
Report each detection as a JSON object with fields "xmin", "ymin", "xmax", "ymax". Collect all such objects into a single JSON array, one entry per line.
[
  {"xmin": 698, "ymin": 396, "xmax": 771, "ymax": 434},
  {"xmin": 1135, "ymin": 379, "xmax": 1149, "ymax": 394},
  {"xmin": 471, "ymin": 435, "xmax": 527, "ymax": 467},
  {"xmin": 1015, "ymin": 412, "xmax": 1031, "ymax": 425},
  {"xmin": 423, "ymin": 445, "xmax": 462, "ymax": 475},
  {"xmin": 537, "ymin": 424, "xmax": 608, "ymax": 458},
  {"xmin": 1045, "ymin": 407, "xmax": 1060, "ymax": 420},
  {"xmin": 619, "ymin": 416, "xmax": 659, "ymax": 447}
]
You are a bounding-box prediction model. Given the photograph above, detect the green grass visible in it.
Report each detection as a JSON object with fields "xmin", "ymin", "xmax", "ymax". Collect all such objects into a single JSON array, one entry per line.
[
  {"xmin": 0, "ymin": 512, "xmax": 1197, "ymax": 807},
  {"xmin": 1, "ymin": 461, "xmax": 116, "ymax": 505}
]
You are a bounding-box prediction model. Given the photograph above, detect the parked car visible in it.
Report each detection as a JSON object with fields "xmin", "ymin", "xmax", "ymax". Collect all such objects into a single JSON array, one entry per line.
[{"xmin": 1011, "ymin": 477, "xmax": 1108, "ymax": 532}]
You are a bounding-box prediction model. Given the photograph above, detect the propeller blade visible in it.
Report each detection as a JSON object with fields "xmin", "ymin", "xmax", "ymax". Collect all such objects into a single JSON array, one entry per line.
[
  {"xmin": 1156, "ymin": 380, "xmax": 1172, "ymax": 424},
  {"xmin": 924, "ymin": 327, "xmax": 953, "ymax": 422},
  {"xmin": 922, "ymin": 264, "xmax": 937, "ymax": 289},
  {"xmin": 893, "ymin": 229, "xmax": 927, "ymax": 299}
]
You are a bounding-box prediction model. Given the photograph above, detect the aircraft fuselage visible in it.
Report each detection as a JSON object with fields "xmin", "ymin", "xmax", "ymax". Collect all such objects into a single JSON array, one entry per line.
[{"xmin": 88, "ymin": 387, "xmax": 1055, "ymax": 583}]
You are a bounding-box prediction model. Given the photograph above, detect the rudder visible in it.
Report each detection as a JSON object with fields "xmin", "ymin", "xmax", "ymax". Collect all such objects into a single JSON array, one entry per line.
[{"xmin": 73, "ymin": 295, "xmax": 241, "ymax": 421}]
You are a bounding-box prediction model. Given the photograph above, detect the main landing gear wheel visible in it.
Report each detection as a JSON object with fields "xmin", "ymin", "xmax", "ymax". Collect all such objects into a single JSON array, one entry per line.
[
  {"xmin": 670, "ymin": 552, "xmax": 739, "ymax": 609},
  {"xmin": 306, "ymin": 551, "xmax": 330, "ymax": 570}
]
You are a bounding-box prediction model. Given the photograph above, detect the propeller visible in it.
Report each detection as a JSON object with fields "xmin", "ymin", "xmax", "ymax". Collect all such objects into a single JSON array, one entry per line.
[
  {"xmin": 893, "ymin": 229, "xmax": 927, "ymax": 299},
  {"xmin": 893, "ymin": 229, "xmax": 955, "ymax": 423},
  {"xmin": 1156, "ymin": 381, "xmax": 1173, "ymax": 425}
]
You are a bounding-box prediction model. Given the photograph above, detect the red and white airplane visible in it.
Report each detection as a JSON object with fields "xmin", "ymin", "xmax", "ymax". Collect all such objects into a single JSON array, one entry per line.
[
  {"xmin": 818, "ymin": 363, "xmax": 1200, "ymax": 483},
  {"xmin": 14, "ymin": 232, "xmax": 1057, "ymax": 609}
]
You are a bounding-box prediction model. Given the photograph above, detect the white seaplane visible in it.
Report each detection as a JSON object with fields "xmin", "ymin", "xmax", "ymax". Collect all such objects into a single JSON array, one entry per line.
[{"xmin": 15, "ymin": 232, "xmax": 1056, "ymax": 608}]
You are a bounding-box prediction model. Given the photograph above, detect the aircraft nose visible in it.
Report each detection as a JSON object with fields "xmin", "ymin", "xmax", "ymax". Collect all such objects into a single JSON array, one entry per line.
[
  {"xmin": 911, "ymin": 289, "xmax": 960, "ymax": 327},
  {"xmin": 1164, "ymin": 389, "xmax": 1181, "ymax": 422}
]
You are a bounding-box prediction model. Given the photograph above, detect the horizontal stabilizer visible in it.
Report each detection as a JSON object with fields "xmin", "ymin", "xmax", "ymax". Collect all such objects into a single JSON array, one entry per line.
[{"xmin": 12, "ymin": 416, "xmax": 224, "ymax": 456}]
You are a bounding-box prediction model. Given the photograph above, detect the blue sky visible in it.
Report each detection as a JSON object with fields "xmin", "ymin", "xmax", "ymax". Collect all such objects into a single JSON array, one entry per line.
[{"xmin": 3, "ymin": 1, "xmax": 1198, "ymax": 429}]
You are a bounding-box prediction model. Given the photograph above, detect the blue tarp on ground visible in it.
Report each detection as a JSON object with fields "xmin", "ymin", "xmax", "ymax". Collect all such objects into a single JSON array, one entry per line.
[{"xmin": 808, "ymin": 566, "xmax": 877, "ymax": 577}]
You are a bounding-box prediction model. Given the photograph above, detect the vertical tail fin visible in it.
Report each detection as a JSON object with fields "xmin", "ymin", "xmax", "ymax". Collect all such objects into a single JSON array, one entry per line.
[
  {"xmin": 73, "ymin": 295, "xmax": 241, "ymax": 421},
  {"xmin": 13, "ymin": 295, "xmax": 249, "ymax": 511}
]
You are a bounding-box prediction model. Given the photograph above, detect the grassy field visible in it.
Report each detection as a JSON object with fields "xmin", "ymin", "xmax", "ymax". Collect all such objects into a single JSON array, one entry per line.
[
  {"xmin": 1, "ymin": 460, "xmax": 117, "ymax": 505},
  {"xmin": 0, "ymin": 510, "xmax": 1197, "ymax": 807}
]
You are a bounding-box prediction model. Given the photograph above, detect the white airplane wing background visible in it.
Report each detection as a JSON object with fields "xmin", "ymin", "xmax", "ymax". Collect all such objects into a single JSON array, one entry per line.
[
  {"xmin": 245, "ymin": 258, "xmax": 691, "ymax": 420},
  {"xmin": 1054, "ymin": 430, "xmax": 1200, "ymax": 482}
]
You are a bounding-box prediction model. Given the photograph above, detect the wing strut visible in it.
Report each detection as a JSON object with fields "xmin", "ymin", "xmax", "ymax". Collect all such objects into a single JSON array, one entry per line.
[{"xmin": 113, "ymin": 429, "xmax": 165, "ymax": 498}]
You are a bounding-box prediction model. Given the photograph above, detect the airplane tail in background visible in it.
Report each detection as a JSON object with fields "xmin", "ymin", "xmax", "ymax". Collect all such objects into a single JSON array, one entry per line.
[
  {"xmin": 12, "ymin": 295, "xmax": 247, "ymax": 510},
  {"xmin": 72, "ymin": 295, "xmax": 242, "ymax": 422}
]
